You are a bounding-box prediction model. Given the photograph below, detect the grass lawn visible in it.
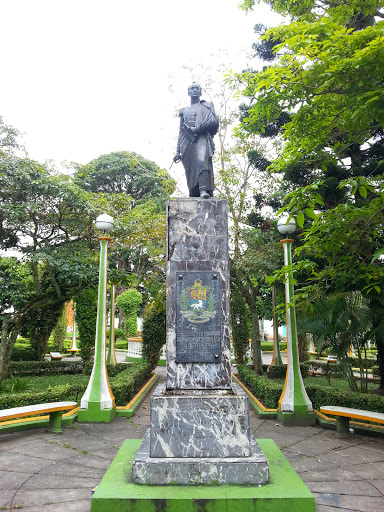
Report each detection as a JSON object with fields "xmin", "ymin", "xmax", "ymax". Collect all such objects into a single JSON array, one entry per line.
[{"xmin": 25, "ymin": 374, "xmax": 90, "ymax": 392}]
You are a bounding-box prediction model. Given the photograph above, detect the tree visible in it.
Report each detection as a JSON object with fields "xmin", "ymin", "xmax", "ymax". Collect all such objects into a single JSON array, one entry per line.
[
  {"xmin": 75, "ymin": 287, "xmax": 98, "ymax": 362},
  {"xmin": 235, "ymin": 0, "xmax": 384, "ymax": 381},
  {"xmin": 74, "ymin": 151, "xmax": 175, "ymax": 208},
  {"xmin": 141, "ymin": 297, "xmax": 166, "ymax": 372},
  {"xmin": 237, "ymin": 1, "xmax": 384, "ymax": 174},
  {"xmin": 116, "ymin": 289, "xmax": 143, "ymax": 338},
  {"xmin": 0, "ymin": 152, "xmax": 100, "ymax": 378},
  {"xmin": 51, "ymin": 303, "xmax": 68, "ymax": 353}
]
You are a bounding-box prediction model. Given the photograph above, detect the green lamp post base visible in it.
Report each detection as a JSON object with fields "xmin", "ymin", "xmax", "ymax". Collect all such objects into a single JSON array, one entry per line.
[
  {"xmin": 78, "ymin": 402, "xmax": 116, "ymax": 423},
  {"xmin": 277, "ymin": 409, "xmax": 316, "ymax": 427}
]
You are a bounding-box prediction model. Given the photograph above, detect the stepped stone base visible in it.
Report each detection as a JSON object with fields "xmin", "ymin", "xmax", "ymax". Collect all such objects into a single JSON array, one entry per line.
[{"xmin": 132, "ymin": 429, "xmax": 269, "ymax": 485}]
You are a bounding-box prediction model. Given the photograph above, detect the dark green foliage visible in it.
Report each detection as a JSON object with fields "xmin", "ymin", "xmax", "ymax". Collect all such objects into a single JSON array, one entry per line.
[
  {"xmin": 83, "ymin": 361, "xmax": 127, "ymax": 376},
  {"xmin": 116, "ymin": 289, "xmax": 142, "ymax": 338},
  {"xmin": 309, "ymin": 361, "xmax": 344, "ymax": 377},
  {"xmin": 51, "ymin": 304, "xmax": 68, "ymax": 352},
  {"xmin": 115, "ymin": 339, "xmax": 128, "ymax": 350},
  {"xmin": 26, "ymin": 302, "xmax": 64, "ymax": 360},
  {"xmin": 126, "ymin": 314, "xmax": 138, "ymax": 337},
  {"xmin": 9, "ymin": 360, "xmax": 83, "ymax": 376},
  {"xmin": 267, "ymin": 363, "xmax": 309, "ymax": 379},
  {"xmin": 10, "ymin": 346, "xmax": 36, "ymax": 362},
  {"xmin": 0, "ymin": 383, "xmax": 85, "ymax": 409},
  {"xmin": 0, "ymin": 361, "xmax": 151, "ymax": 409},
  {"xmin": 107, "ymin": 328, "xmax": 124, "ymax": 340},
  {"xmin": 110, "ymin": 362, "xmax": 151, "ymax": 406},
  {"xmin": 75, "ymin": 287, "xmax": 98, "ymax": 362},
  {"xmin": 238, "ymin": 365, "xmax": 284, "ymax": 408},
  {"xmin": 260, "ymin": 342, "xmax": 287, "ymax": 351},
  {"xmin": 238, "ymin": 365, "xmax": 384, "ymax": 413},
  {"xmin": 230, "ymin": 287, "xmax": 249, "ymax": 365},
  {"xmin": 74, "ymin": 151, "xmax": 175, "ymax": 208},
  {"xmin": 142, "ymin": 303, "xmax": 166, "ymax": 372}
]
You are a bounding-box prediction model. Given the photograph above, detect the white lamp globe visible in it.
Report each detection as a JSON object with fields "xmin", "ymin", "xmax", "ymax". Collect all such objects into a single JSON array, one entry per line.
[
  {"xmin": 277, "ymin": 215, "xmax": 296, "ymax": 235},
  {"xmin": 95, "ymin": 214, "xmax": 114, "ymax": 233}
]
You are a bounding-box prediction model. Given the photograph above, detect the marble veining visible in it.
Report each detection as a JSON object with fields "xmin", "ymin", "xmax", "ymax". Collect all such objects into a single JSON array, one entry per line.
[
  {"xmin": 150, "ymin": 383, "xmax": 250, "ymax": 458},
  {"xmin": 132, "ymin": 430, "xmax": 269, "ymax": 486}
]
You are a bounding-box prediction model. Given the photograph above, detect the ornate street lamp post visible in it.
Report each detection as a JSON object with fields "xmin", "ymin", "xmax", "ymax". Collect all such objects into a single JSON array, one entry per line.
[
  {"xmin": 277, "ymin": 215, "xmax": 315, "ymax": 426},
  {"xmin": 78, "ymin": 214, "xmax": 116, "ymax": 423}
]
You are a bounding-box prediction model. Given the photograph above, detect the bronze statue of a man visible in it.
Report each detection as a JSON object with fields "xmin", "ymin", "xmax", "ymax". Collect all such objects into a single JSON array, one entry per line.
[{"xmin": 173, "ymin": 83, "xmax": 219, "ymax": 199}]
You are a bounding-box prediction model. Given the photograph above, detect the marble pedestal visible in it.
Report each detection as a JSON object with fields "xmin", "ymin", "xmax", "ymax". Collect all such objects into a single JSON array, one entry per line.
[
  {"xmin": 132, "ymin": 198, "xmax": 269, "ymax": 485},
  {"xmin": 132, "ymin": 429, "xmax": 269, "ymax": 485}
]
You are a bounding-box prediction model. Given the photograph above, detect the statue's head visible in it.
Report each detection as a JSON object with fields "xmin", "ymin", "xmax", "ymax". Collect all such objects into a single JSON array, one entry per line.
[{"xmin": 188, "ymin": 82, "xmax": 202, "ymax": 98}]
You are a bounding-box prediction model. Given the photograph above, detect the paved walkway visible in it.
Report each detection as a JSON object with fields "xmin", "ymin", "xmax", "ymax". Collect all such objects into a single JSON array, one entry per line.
[{"xmin": 0, "ymin": 367, "xmax": 383, "ymax": 511}]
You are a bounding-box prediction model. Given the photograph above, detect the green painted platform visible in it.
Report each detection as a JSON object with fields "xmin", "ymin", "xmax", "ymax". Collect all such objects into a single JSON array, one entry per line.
[{"xmin": 91, "ymin": 438, "xmax": 315, "ymax": 512}]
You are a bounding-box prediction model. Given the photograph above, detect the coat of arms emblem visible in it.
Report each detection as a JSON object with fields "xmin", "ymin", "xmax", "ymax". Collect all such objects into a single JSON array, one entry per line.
[{"xmin": 179, "ymin": 278, "xmax": 216, "ymax": 324}]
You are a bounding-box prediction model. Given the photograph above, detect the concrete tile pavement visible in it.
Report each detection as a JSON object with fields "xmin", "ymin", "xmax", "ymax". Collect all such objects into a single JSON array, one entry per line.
[{"xmin": 0, "ymin": 366, "xmax": 383, "ymax": 512}]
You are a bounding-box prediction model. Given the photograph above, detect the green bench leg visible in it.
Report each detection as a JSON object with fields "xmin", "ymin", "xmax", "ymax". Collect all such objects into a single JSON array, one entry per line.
[
  {"xmin": 47, "ymin": 411, "xmax": 64, "ymax": 434},
  {"xmin": 336, "ymin": 416, "xmax": 350, "ymax": 437}
]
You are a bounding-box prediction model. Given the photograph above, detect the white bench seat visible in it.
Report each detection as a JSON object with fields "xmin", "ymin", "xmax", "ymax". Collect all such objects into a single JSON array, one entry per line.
[
  {"xmin": 0, "ymin": 401, "xmax": 77, "ymax": 434},
  {"xmin": 320, "ymin": 405, "xmax": 384, "ymax": 437}
]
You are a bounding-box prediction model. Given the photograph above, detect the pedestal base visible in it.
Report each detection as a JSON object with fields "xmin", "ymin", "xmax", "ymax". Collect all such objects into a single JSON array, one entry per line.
[
  {"xmin": 77, "ymin": 403, "xmax": 116, "ymax": 423},
  {"xmin": 132, "ymin": 430, "xmax": 268, "ymax": 485},
  {"xmin": 91, "ymin": 439, "xmax": 315, "ymax": 512},
  {"xmin": 277, "ymin": 409, "xmax": 316, "ymax": 427}
]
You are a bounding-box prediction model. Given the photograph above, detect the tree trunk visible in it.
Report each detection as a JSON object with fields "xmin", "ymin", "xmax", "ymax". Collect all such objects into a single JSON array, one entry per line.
[
  {"xmin": 298, "ymin": 333, "xmax": 309, "ymax": 362},
  {"xmin": 251, "ymin": 309, "xmax": 263, "ymax": 375},
  {"xmin": 376, "ymin": 335, "xmax": 384, "ymax": 389},
  {"xmin": 1, "ymin": 321, "xmax": 19, "ymax": 381}
]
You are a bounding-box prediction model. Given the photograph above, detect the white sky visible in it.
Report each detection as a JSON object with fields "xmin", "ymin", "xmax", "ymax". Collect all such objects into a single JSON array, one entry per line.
[{"xmin": 1, "ymin": 0, "xmax": 281, "ymax": 188}]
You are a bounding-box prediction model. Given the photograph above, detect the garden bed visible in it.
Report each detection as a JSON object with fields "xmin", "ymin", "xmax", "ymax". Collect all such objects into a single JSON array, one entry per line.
[{"xmin": 237, "ymin": 365, "xmax": 384, "ymax": 414}]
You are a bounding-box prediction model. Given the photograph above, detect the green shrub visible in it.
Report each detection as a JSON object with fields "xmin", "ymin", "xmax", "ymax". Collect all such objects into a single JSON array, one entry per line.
[
  {"xmin": 238, "ymin": 365, "xmax": 384, "ymax": 413},
  {"xmin": 8, "ymin": 376, "xmax": 32, "ymax": 393},
  {"xmin": 348, "ymin": 357, "xmax": 377, "ymax": 369},
  {"xmin": 9, "ymin": 360, "xmax": 83, "ymax": 376},
  {"xmin": 373, "ymin": 365, "xmax": 379, "ymax": 378},
  {"xmin": 260, "ymin": 342, "xmax": 287, "ymax": 351},
  {"xmin": 309, "ymin": 360, "xmax": 344, "ymax": 377},
  {"xmin": 110, "ymin": 362, "xmax": 151, "ymax": 406},
  {"xmin": 115, "ymin": 339, "xmax": 127, "ymax": 350},
  {"xmin": 11, "ymin": 346, "xmax": 37, "ymax": 362},
  {"xmin": 75, "ymin": 287, "xmax": 98, "ymax": 362},
  {"xmin": 0, "ymin": 383, "xmax": 85, "ymax": 409},
  {"xmin": 0, "ymin": 362, "xmax": 152, "ymax": 409},
  {"xmin": 51, "ymin": 304, "xmax": 68, "ymax": 352},
  {"xmin": 107, "ymin": 328, "xmax": 124, "ymax": 340},
  {"xmin": 142, "ymin": 302, "xmax": 166, "ymax": 372},
  {"xmin": 266, "ymin": 363, "xmax": 309, "ymax": 380},
  {"xmin": 238, "ymin": 365, "xmax": 283, "ymax": 408},
  {"xmin": 116, "ymin": 289, "xmax": 143, "ymax": 338},
  {"xmin": 230, "ymin": 287, "xmax": 249, "ymax": 365}
]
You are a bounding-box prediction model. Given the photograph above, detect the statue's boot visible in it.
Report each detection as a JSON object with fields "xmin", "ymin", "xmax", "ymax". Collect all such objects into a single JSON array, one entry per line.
[{"xmin": 199, "ymin": 186, "xmax": 210, "ymax": 199}]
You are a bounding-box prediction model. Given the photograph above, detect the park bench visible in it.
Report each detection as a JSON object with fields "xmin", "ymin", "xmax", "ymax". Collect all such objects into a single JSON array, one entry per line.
[
  {"xmin": 320, "ymin": 405, "xmax": 384, "ymax": 437},
  {"xmin": 50, "ymin": 352, "xmax": 63, "ymax": 360},
  {"xmin": 0, "ymin": 401, "xmax": 77, "ymax": 434}
]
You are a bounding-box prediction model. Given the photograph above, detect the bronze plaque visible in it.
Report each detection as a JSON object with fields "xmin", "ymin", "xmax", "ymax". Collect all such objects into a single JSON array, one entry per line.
[{"xmin": 175, "ymin": 271, "xmax": 221, "ymax": 363}]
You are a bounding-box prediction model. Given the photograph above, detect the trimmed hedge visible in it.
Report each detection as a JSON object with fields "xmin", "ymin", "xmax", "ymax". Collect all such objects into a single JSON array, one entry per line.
[
  {"xmin": 0, "ymin": 384, "xmax": 85, "ymax": 409},
  {"xmin": 267, "ymin": 363, "xmax": 309, "ymax": 380},
  {"xmin": 260, "ymin": 342, "xmax": 287, "ymax": 352},
  {"xmin": 111, "ymin": 362, "xmax": 152, "ymax": 406},
  {"xmin": 308, "ymin": 361, "xmax": 344, "ymax": 377},
  {"xmin": 9, "ymin": 360, "xmax": 83, "ymax": 376},
  {"xmin": 0, "ymin": 361, "xmax": 152, "ymax": 409},
  {"xmin": 238, "ymin": 365, "xmax": 384, "ymax": 414},
  {"xmin": 83, "ymin": 362, "xmax": 128, "ymax": 376},
  {"xmin": 11, "ymin": 347, "xmax": 37, "ymax": 362}
]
